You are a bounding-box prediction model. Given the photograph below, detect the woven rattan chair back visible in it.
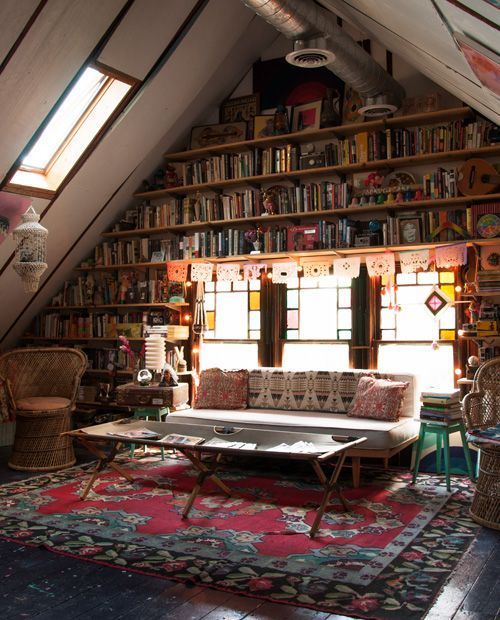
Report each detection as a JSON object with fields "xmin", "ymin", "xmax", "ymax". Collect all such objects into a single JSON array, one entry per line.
[
  {"xmin": 462, "ymin": 357, "xmax": 500, "ymax": 530},
  {"xmin": 0, "ymin": 347, "xmax": 87, "ymax": 472},
  {"xmin": 0, "ymin": 347, "xmax": 87, "ymax": 403},
  {"xmin": 463, "ymin": 357, "xmax": 500, "ymax": 431}
]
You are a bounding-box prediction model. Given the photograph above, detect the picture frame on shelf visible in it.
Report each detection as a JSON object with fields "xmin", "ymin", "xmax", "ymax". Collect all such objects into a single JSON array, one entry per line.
[
  {"xmin": 398, "ymin": 218, "xmax": 421, "ymax": 244},
  {"xmin": 291, "ymin": 100, "xmax": 322, "ymax": 132},
  {"xmin": 253, "ymin": 114, "xmax": 274, "ymax": 138},
  {"xmin": 150, "ymin": 251, "xmax": 165, "ymax": 263},
  {"xmin": 189, "ymin": 122, "xmax": 247, "ymax": 149},
  {"xmin": 219, "ymin": 94, "xmax": 260, "ymax": 124}
]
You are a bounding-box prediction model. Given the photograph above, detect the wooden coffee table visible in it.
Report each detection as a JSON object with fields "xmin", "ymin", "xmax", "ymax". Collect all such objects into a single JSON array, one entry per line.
[{"xmin": 67, "ymin": 421, "xmax": 366, "ymax": 538}]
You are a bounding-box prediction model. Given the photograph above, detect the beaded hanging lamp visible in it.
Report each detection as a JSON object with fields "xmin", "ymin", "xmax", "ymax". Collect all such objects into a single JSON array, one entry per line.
[{"xmin": 12, "ymin": 206, "xmax": 48, "ymax": 292}]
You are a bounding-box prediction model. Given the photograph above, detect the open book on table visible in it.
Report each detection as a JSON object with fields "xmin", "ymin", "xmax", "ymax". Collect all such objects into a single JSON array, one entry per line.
[{"xmin": 105, "ymin": 427, "xmax": 161, "ymax": 440}]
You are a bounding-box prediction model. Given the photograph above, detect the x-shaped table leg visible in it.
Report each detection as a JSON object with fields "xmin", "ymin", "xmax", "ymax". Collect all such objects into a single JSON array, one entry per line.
[
  {"xmin": 309, "ymin": 453, "xmax": 349, "ymax": 538},
  {"xmin": 179, "ymin": 451, "xmax": 232, "ymax": 519},
  {"xmin": 77, "ymin": 437, "xmax": 135, "ymax": 500}
]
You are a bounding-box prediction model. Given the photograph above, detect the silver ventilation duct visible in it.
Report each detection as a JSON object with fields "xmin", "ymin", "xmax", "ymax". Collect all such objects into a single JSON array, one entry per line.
[{"xmin": 243, "ymin": 0, "xmax": 405, "ymax": 116}]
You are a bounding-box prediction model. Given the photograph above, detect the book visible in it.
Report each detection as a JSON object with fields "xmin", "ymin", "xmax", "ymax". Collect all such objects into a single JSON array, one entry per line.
[
  {"xmin": 159, "ymin": 433, "xmax": 205, "ymax": 446},
  {"xmin": 466, "ymin": 424, "xmax": 500, "ymax": 445},
  {"xmin": 286, "ymin": 224, "xmax": 319, "ymax": 251}
]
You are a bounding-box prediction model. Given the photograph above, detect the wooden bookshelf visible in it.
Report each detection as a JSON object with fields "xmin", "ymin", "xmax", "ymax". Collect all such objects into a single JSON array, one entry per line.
[
  {"xmin": 163, "ymin": 107, "xmax": 473, "ymax": 161},
  {"xmin": 135, "ymin": 145, "xmax": 500, "ymax": 199},
  {"xmin": 102, "ymin": 192, "xmax": 500, "ymax": 239},
  {"xmin": 43, "ymin": 302, "xmax": 189, "ymax": 311}
]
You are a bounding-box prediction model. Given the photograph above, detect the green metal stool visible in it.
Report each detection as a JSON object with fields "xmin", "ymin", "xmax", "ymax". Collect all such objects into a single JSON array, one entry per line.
[
  {"xmin": 129, "ymin": 406, "xmax": 169, "ymax": 460},
  {"xmin": 412, "ymin": 420, "xmax": 475, "ymax": 491}
]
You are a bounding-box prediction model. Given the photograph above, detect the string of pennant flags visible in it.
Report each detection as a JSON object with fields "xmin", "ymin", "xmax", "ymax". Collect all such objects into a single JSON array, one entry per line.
[{"xmin": 166, "ymin": 242, "xmax": 469, "ymax": 283}]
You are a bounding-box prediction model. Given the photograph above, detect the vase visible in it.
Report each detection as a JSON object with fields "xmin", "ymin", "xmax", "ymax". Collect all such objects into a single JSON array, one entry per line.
[{"xmin": 251, "ymin": 241, "xmax": 262, "ymax": 254}]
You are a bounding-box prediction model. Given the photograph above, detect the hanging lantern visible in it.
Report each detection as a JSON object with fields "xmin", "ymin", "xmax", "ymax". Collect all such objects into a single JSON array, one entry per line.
[{"xmin": 12, "ymin": 207, "xmax": 48, "ymax": 292}]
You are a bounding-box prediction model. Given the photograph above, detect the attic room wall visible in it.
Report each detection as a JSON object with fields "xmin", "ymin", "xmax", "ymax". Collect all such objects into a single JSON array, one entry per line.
[
  {"xmin": 0, "ymin": 0, "xmax": 485, "ymax": 350},
  {"xmin": 0, "ymin": 0, "xmax": 277, "ymax": 349},
  {"xmin": 231, "ymin": 19, "xmax": 462, "ymax": 107}
]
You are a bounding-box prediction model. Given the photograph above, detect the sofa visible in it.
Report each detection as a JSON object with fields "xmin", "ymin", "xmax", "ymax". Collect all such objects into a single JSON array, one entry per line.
[{"xmin": 169, "ymin": 368, "xmax": 420, "ymax": 487}]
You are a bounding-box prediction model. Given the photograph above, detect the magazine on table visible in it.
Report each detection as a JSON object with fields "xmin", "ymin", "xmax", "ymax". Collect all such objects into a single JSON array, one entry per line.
[
  {"xmin": 159, "ymin": 433, "xmax": 205, "ymax": 446},
  {"xmin": 106, "ymin": 427, "xmax": 161, "ymax": 440},
  {"xmin": 203, "ymin": 437, "xmax": 257, "ymax": 450}
]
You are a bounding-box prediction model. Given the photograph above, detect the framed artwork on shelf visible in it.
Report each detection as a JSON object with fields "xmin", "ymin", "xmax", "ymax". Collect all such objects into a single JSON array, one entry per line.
[
  {"xmin": 291, "ymin": 100, "xmax": 322, "ymax": 132},
  {"xmin": 219, "ymin": 94, "xmax": 260, "ymax": 124},
  {"xmin": 189, "ymin": 122, "xmax": 247, "ymax": 149},
  {"xmin": 398, "ymin": 218, "xmax": 421, "ymax": 244},
  {"xmin": 253, "ymin": 114, "xmax": 274, "ymax": 138},
  {"xmin": 342, "ymin": 85, "xmax": 364, "ymax": 125}
]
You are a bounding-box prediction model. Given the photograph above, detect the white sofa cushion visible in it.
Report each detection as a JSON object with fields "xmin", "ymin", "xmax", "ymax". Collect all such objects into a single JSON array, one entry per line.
[{"xmin": 168, "ymin": 407, "xmax": 420, "ymax": 451}]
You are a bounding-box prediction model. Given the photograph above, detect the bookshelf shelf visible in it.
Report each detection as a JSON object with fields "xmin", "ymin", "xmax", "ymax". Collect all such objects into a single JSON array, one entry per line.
[
  {"xmin": 44, "ymin": 302, "xmax": 188, "ymax": 311},
  {"xmin": 135, "ymin": 145, "xmax": 500, "ymax": 199},
  {"xmin": 73, "ymin": 237, "xmax": 500, "ymax": 270},
  {"xmin": 102, "ymin": 192, "xmax": 500, "ymax": 239},
  {"xmin": 164, "ymin": 107, "xmax": 473, "ymax": 161}
]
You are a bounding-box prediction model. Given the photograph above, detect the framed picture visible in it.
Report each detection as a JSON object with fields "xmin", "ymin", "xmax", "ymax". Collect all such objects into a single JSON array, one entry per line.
[
  {"xmin": 150, "ymin": 251, "xmax": 165, "ymax": 263},
  {"xmin": 398, "ymin": 218, "xmax": 421, "ymax": 244},
  {"xmin": 291, "ymin": 100, "xmax": 322, "ymax": 132},
  {"xmin": 220, "ymin": 94, "xmax": 260, "ymax": 124},
  {"xmin": 454, "ymin": 32, "xmax": 500, "ymax": 98},
  {"xmin": 253, "ymin": 114, "xmax": 274, "ymax": 138},
  {"xmin": 189, "ymin": 122, "xmax": 247, "ymax": 149}
]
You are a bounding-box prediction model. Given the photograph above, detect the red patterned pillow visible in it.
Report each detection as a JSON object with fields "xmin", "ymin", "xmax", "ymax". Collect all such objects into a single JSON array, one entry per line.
[
  {"xmin": 194, "ymin": 368, "xmax": 249, "ymax": 409},
  {"xmin": 347, "ymin": 376, "xmax": 409, "ymax": 421}
]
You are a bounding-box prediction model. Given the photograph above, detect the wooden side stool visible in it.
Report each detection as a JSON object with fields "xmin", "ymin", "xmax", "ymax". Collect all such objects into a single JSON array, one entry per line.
[
  {"xmin": 129, "ymin": 406, "xmax": 169, "ymax": 460},
  {"xmin": 412, "ymin": 419, "xmax": 475, "ymax": 491}
]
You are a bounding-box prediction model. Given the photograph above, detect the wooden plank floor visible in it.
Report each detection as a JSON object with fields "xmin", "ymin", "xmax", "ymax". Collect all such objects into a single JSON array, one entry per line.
[{"xmin": 0, "ymin": 447, "xmax": 498, "ymax": 620}]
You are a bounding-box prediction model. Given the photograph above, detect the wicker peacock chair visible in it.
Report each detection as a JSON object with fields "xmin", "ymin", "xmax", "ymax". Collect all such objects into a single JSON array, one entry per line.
[
  {"xmin": 462, "ymin": 357, "xmax": 500, "ymax": 530},
  {"xmin": 0, "ymin": 347, "xmax": 87, "ymax": 472}
]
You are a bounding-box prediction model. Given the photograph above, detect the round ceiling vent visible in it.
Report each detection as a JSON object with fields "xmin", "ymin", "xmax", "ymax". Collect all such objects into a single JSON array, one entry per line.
[
  {"xmin": 358, "ymin": 94, "xmax": 400, "ymax": 117},
  {"xmin": 285, "ymin": 37, "xmax": 335, "ymax": 68}
]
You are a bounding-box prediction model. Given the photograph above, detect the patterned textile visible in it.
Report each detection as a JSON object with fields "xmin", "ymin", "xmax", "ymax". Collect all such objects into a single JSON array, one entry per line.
[
  {"xmin": 194, "ymin": 368, "xmax": 248, "ymax": 410},
  {"xmin": 0, "ymin": 460, "xmax": 479, "ymax": 620},
  {"xmin": 248, "ymin": 369, "xmax": 363, "ymax": 413},
  {"xmin": 348, "ymin": 376, "xmax": 409, "ymax": 421}
]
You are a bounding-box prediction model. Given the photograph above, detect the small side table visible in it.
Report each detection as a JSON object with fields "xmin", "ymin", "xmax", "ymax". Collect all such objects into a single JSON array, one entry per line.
[
  {"xmin": 412, "ymin": 419, "xmax": 475, "ymax": 491},
  {"xmin": 129, "ymin": 406, "xmax": 169, "ymax": 459}
]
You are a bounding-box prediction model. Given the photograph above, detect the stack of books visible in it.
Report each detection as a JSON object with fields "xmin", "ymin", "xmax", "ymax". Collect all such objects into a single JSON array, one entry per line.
[{"xmin": 420, "ymin": 389, "xmax": 462, "ymax": 423}]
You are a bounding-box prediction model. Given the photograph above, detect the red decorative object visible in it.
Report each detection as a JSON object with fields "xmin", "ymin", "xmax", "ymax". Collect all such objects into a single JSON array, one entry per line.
[
  {"xmin": 348, "ymin": 376, "xmax": 409, "ymax": 421},
  {"xmin": 194, "ymin": 368, "xmax": 248, "ymax": 409}
]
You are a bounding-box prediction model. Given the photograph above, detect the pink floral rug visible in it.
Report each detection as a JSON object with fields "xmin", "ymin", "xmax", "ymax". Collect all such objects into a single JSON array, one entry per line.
[{"xmin": 0, "ymin": 456, "xmax": 478, "ymax": 619}]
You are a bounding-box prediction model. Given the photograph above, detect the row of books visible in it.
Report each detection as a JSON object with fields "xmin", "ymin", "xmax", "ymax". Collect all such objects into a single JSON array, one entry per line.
[
  {"xmin": 419, "ymin": 389, "xmax": 462, "ymax": 422},
  {"xmin": 422, "ymin": 167, "xmax": 459, "ymax": 200},
  {"xmin": 94, "ymin": 238, "xmax": 164, "ymax": 266},
  {"xmin": 50, "ymin": 275, "xmax": 174, "ymax": 307},
  {"xmin": 178, "ymin": 119, "xmax": 493, "ymax": 182},
  {"xmin": 477, "ymin": 271, "xmax": 500, "ymax": 294},
  {"xmin": 337, "ymin": 119, "xmax": 492, "ymax": 165},
  {"xmin": 30, "ymin": 312, "xmax": 188, "ymax": 340}
]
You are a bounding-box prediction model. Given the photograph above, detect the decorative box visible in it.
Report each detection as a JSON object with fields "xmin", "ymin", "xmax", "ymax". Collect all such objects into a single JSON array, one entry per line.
[{"xmin": 115, "ymin": 382, "xmax": 189, "ymax": 408}]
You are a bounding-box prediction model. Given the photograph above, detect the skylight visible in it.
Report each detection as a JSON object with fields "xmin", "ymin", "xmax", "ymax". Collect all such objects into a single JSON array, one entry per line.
[
  {"xmin": 9, "ymin": 65, "xmax": 133, "ymax": 193},
  {"xmin": 22, "ymin": 68, "xmax": 107, "ymax": 170}
]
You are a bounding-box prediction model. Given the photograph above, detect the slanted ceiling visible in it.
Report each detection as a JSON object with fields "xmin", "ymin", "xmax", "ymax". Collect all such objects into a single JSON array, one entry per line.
[{"xmin": 0, "ymin": 0, "xmax": 497, "ymax": 349}]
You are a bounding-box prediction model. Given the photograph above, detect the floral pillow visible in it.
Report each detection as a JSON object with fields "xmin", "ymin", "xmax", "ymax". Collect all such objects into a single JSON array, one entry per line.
[
  {"xmin": 194, "ymin": 368, "xmax": 249, "ymax": 410},
  {"xmin": 347, "ymin": 376, "xmax": 409, "ymax": 421}
]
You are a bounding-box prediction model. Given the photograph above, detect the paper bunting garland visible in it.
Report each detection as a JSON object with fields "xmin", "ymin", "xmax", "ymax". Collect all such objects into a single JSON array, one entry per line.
[
  {"xmin": 190, "ymin": 263, "xmax": 213, "ymax": 282},
  {"xmin": 167, "ymin": 262, "xmax": 188, "ymax": 282},
  {"xmin": 216, "ymin": 263, "xmax": 241, "ymax": 281},
  {"xmin": 435, "ymin": 243, "xmax": 468, "ymax": 268},
  {"xmin": 243, "ymin": 263, "xmax": 267, "ymax": 280},
  {"xmin": 333, "ymin": 256, "xmax": 360, "ymax": 279},
  {"xmin": 365, "ymin": 253, "xmax": 395, "ymax": 277},
  {"xmin": 302, "ymin": 259, "xmax": 331, "ymax": 278},
  {"xmin": 399, "ymin": 249, "xmax": 430, "ymax": 274},
  {"xmin": 272, "ymin": 261, "xmax": 297, "ymax": 283}
]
